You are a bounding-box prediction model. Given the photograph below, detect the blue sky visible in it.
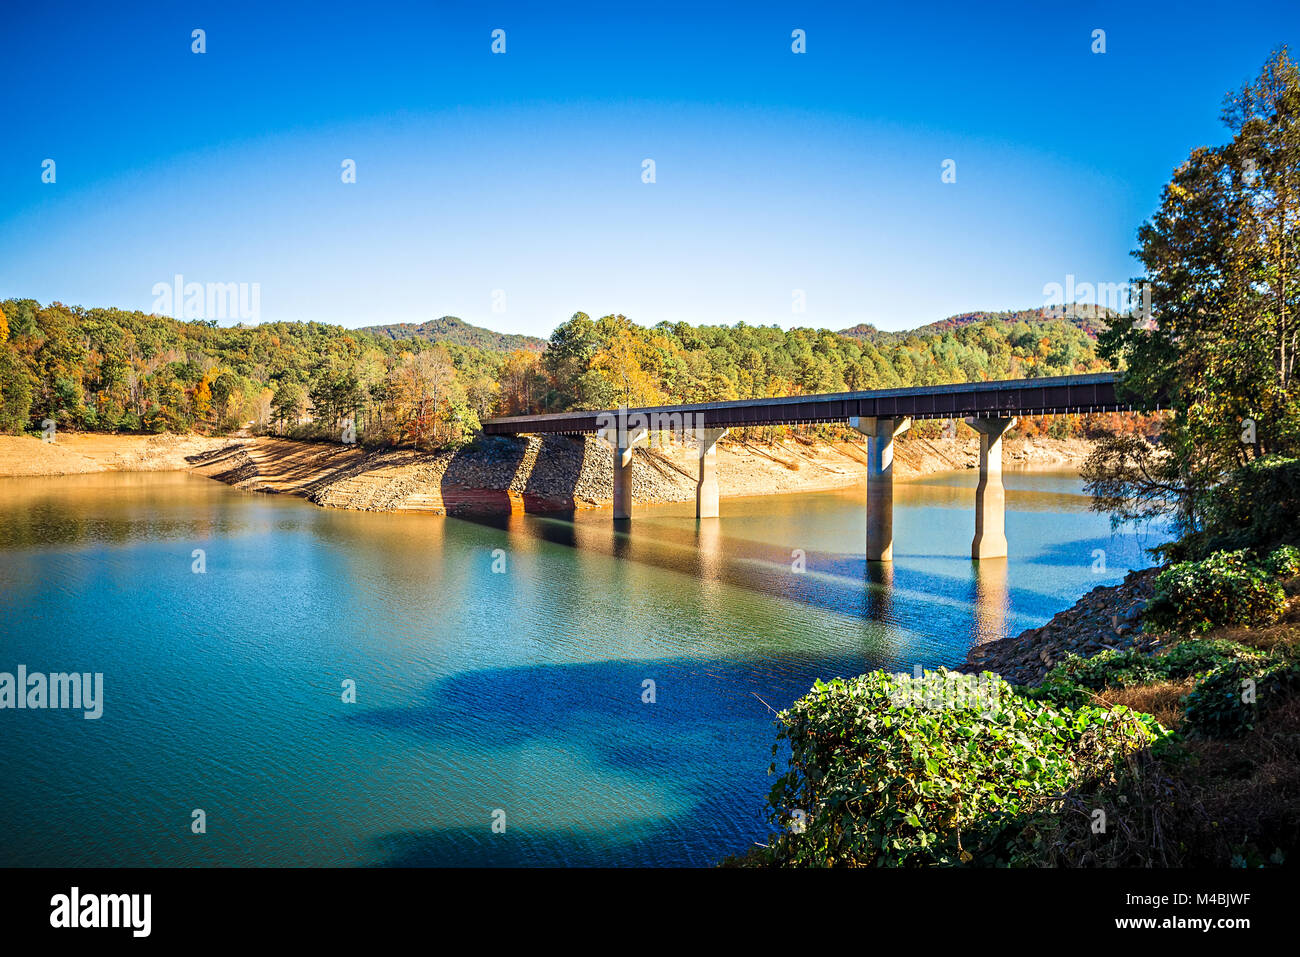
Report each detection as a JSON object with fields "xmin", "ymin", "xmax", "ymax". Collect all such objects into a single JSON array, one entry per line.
[{"xmin": 2, "ymin": 0, "xmax": 1297, "ymax": 335}]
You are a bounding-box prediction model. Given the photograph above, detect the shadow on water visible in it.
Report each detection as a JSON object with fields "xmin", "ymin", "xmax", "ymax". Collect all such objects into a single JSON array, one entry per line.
[
  {"xmin": 1028, "ymin": 531, "xmax": 1165, "ymax": 566},
  {"xmin": 347, "ymin": 561, "xmax": 1017, "ymax": 866},
  {"xmin": 348, "ymin": 651, "xmax": 869, "ymax": 866},
  {"xmin": 369, "ymin": 820, "xmax": 716, "ymax": 867}
]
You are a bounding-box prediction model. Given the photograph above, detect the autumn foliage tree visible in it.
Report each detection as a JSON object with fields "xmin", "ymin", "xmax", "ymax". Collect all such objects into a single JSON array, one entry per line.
[
  {"xmin": 380, "ymin": 347, "xmax": 478, "ymax": 450},
  {"xmin": 497, "ymin": 349, "xmax": 547, "ymax": 415}
]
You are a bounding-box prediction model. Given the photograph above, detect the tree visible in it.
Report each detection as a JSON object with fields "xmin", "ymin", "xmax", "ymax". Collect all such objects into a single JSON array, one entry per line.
[
  {"xmin": 589, "ymin": 322, "xmax": 665, "ymax": 407},
  {"xmin": 0, "ymin": 350, "xmax": 31, "ymax": 432},
  {"xmin": 387, "ymin": 347, "xmax": 460, "ymax": 449},
  {"xmin": 542, "ymin": 312, "xmax": 601, "ymax": 409},
  {"xmin": 0, "ymin": 296, "xmax": 1115, "ymax": 440},
  {"xmin": 271, "ymin": 380, "xmax": 306, "ymax": 432},
  {"xmin": 497, "ymin": 349, "xmax": 546, "ymax": 415},
  {"xmin": 1087, "ymin": 48, "xmax": 1300, "ymax": 538}
]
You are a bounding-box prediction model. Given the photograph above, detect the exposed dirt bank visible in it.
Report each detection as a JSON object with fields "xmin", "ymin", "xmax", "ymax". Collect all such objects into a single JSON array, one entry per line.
[
  {"xmin": 180, "ymin": 431, "xmax": 1093, "ymax": 515},
  {"xmin": 0, "ymin": 433, "xmax": 245, "ymax": 478}
]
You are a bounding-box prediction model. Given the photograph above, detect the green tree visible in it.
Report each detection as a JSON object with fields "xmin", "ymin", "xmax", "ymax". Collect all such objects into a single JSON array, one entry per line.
[
  {"xmin": 1088, "ymin": 48, "xmax": 1300, "ymax": 536},
  {"xmin": 0, "ymin": 350, "xmax": 32, "ymax": 432},
  {"xmin": 542, "ymin": 312, "xmax": 600, "ymax": 409},
  {"xmin": 271, "ymin": 380, "xmax": 306, "ymax": 433}
]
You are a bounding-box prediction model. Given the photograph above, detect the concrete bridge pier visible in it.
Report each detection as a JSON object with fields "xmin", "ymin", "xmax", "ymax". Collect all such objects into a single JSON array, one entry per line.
[
  {"xmin": 600, "ymin": 426, "xmax": 648, "ymax": 520},
  {"xmin": 966, "ymin": 417, "xmax": 1016, "ymax": 559},
  {"xmin": 850, "ymin": 416, "xmax": 912, "ymax": 562},
  {"xmin": 695, "ymin": 427, "xmax": 729, "ymax": 518}
]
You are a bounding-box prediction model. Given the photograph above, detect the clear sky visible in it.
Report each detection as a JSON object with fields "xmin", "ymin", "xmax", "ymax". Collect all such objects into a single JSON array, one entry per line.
[{"xmin": 2, "ymin": 0, "xmax": 1297, "ymax": 335}]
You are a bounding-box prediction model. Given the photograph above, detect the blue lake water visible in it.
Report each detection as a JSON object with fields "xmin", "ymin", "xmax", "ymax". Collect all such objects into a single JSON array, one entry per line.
[{"xmin": 0, "ymin": 469, "xmax": 1163, "ymax": 866}]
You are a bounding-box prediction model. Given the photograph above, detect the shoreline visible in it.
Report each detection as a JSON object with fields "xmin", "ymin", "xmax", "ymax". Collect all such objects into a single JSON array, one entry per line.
[
  {"xmin": 0, "ymin": 432, "xmax": 237, "ymax": 478},
  {"xmin": 959, "ymin": 569, "xmax": 1163, "ymax": 685},
  {"xmin": 0, "ymin": 431, "xmax": 1094, "ymax": 513}
]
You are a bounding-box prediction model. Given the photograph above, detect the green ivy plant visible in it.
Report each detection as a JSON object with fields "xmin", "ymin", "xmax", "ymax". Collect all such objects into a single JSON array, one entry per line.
[
  {"xmin": 758, "ymin": 669, "xmax": 1163, "ymax": 867},
  {"xmin": 1144, "ymin": 548, "xmax": 1290, "ymax": 633}
]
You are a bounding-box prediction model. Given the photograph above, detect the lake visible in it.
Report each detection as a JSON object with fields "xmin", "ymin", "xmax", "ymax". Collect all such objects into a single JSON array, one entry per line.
[{"xmin": 0, "ymin": 468, "xmax": 1162, "ymax": 866}]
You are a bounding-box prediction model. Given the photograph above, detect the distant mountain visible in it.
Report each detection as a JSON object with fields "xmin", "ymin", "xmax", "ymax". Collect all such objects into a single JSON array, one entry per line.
[
  {"xmin": 839, "ymin": 323, "xmax": 881, "ymax": 339},
  {"xmin": 360, "ymin": 316, "xmax": 546, "ymax": 352},
  {"xmin": 362, "ymin": 305, "xmax": 1119, "ymax": 355},
  {"xmin": 840, "ymin": 305, "xmax": 1117, "ymax": 341}
]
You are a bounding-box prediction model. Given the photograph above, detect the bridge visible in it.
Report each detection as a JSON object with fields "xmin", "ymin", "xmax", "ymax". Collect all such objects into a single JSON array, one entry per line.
[{"xmin": 483, "ymin": 372, "xmax": 1134, "ymax": 562}]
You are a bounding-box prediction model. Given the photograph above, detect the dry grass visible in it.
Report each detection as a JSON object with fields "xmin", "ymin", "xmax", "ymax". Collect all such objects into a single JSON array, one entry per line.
[
  {"xmin": 1029, "ymin": 594, "xmax": 1300, "ymax": 866},
  {"xmin": 1197, "ymin": 596, "xmax": 1300, "ymax": 654},
  {"xmin": 1098, "ymin": 677, "xmax": 1197, "ymax": 730}
]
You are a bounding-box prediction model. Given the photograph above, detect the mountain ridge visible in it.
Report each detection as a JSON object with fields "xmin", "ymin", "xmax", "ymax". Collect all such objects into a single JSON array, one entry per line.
[
  {"xmin": 359, "ymin": 315, "xmax": 546, "ymax": 352},
  {"xmin": 838, "ymin": 305, "xmax": 1118, "ymax": 341},
  {"xmin": 361, "ymin": 303, "xmax": 1122, "ymax": 353}
]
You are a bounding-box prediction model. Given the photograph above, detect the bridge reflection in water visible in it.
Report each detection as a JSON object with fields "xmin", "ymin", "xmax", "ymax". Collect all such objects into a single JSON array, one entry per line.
[{"xmin": 445, "ymin": 483, "xmax": 1029, "ymax": 661}]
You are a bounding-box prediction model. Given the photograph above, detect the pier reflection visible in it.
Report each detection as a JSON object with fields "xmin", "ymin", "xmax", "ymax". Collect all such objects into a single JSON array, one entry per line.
[{"xmin": 971, "ymin": 557, "xmax": 1009, "ymax": 647}]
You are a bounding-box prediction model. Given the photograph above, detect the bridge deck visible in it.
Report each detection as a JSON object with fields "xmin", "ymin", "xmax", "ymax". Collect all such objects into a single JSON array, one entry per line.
[{"xmin": 482, "ymin": 372, "xmax": 1133, "ymax": 435}]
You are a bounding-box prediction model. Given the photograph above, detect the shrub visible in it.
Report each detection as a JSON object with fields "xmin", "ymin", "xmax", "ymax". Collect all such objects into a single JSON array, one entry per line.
[
  {"xmin": 1198, "ymin": 456, "xmax": 1300, "ymax": 556},
  {"xmin": 1263, "ymin": 544, "xmax": 1300, "ymax": 578},
  {"xmin": 1182, "ymin": 658, "xmax": 1300, "ymax": 736},
  {"xmin": 1030, "ymin": 650, "xmax": 1165, "ymax": 709},
  {"xmin": 1032, "ymin": 638, "xmax": 1296, "ymax": 739},
  {"xmin": 1030, "ymin": 639, "xmax": 1260, "ymax": 711},
  {"xmin": 1159, "ymin": 637, "xmax": 1263, "ymax": 674},
  {"xmin": 757, "ymin": 669, "xmax": 1162, "ymax": 866},
  {"xmin": 1145, "ymin": 550, "xmax": 1287, "ymax": 633}
]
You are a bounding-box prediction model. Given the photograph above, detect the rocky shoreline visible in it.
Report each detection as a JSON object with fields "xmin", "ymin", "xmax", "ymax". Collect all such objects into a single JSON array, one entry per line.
[
  {"xmin": 186, "ymin": 434, "xmax": 706, "ymax": 512},
  {"xmin": 0, "ymin": 430, "xmax": 1093, "ymax": 487},
  {"xmin": 960, "ymin": 568, "xmax": 1163, "ymax": 685}
]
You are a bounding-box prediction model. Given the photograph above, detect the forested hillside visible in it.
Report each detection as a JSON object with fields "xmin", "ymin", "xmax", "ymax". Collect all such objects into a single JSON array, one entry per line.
[
  {"xmin": 0, "ymin": 298, "xmax": 1117, "ymax": 449},
  {"xmin": 360, "ymin": 315, "xmax": 546, "ymax": 352},
  {"xmin": 841, "ymin": 305, "xmax": 1115, "ymax": 342}
]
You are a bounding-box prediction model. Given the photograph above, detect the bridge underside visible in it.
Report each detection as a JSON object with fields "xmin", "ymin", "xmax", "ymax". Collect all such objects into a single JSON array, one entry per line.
[{"xmin": 482, "ymin": 374, "xmax": 1142, "ymax": 563}]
